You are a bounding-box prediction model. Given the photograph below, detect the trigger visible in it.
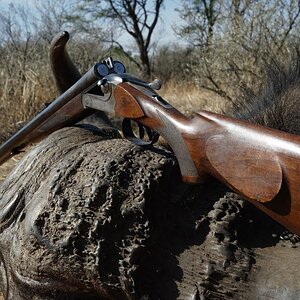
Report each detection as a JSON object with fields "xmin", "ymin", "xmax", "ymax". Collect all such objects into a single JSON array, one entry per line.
[{"xmin": 122, "ymin": 118, "xmax": 159, "ymax": 146}]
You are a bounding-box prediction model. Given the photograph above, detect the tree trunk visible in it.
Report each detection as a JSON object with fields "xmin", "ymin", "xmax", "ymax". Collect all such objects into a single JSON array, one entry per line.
[{"xmin": 0, "ymin": 126, "xmax": 300, "ymax": 299}]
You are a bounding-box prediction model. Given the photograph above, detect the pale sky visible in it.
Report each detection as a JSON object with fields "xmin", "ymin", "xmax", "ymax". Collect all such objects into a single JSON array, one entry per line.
[
  {"xmin": 160, "ymin": 0, "xmax": 183, "ymax": 44},
  {"xmin": 0, "ymin": 0, "xmax": 184, "ymax": 45}
]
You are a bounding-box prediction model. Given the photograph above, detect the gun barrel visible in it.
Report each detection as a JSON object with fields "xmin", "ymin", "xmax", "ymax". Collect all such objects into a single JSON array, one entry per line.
[{"xmin": 0, "ymin": 64, "xmax": 102, "ymax": 166}]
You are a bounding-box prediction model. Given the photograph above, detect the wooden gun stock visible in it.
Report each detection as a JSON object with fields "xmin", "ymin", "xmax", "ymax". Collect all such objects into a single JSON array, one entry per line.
[
  {"xmin": 113, "ymin": 82, "xmax": 300, "ymax": 235},
  {"xmin": 187, "ymin": 111, "xmax": 300, "ymax": 236}
]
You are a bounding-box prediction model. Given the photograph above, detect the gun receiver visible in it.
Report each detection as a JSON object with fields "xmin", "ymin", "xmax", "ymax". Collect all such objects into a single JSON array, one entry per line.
[{"xmin": 1, "ymin": 56, "xmax": 300, "ymax": 236}]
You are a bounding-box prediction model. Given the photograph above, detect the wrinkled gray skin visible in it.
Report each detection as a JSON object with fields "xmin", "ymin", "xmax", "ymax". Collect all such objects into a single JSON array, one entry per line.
[
  {"xmin": 1, "ymin": 126, "xmax": 299, "ymax": 300},
  {"xmin": 0, "ymin": 126, "xmax": 262, "ymax": 299},
  {"xmin": 1, "ymin": 33, "xmax": 300, "ymax": 299}
]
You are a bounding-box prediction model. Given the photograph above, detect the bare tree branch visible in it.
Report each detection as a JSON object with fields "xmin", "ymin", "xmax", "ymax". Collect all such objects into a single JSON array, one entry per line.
[{"xmin": 71, "ymin": 0, "xmax": 164, "ymax": 77}]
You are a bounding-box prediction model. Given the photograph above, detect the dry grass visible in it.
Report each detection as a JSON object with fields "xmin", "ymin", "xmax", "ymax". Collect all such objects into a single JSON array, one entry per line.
[
  {"xmin": 0, "ymin": 62, "xmax": 57, "ymax": 183},
  {"xmin": 159, "ymin": 79, "xmax": 227, "ymax": 115},
  {"xmin": 0, "ymin": 66, "xmax": 57, "ymax": 141}
]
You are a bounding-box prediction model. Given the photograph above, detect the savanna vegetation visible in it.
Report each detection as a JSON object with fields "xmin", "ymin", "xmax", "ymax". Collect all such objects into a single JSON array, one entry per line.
[{"xmin": 1, "ymin": 0, "xmax": 300, "ymax": 142}]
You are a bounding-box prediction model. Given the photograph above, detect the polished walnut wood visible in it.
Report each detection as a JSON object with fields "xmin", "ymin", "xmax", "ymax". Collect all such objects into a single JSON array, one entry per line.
[{"xmin": 114, "ymin": 82, "xmax": 300, "ymax": 236}]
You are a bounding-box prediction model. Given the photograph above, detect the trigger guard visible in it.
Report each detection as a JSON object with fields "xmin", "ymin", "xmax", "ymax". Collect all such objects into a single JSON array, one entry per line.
[{"xmin": 122, "ymin": 118, "xmax": 159, "ymax": 146}]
